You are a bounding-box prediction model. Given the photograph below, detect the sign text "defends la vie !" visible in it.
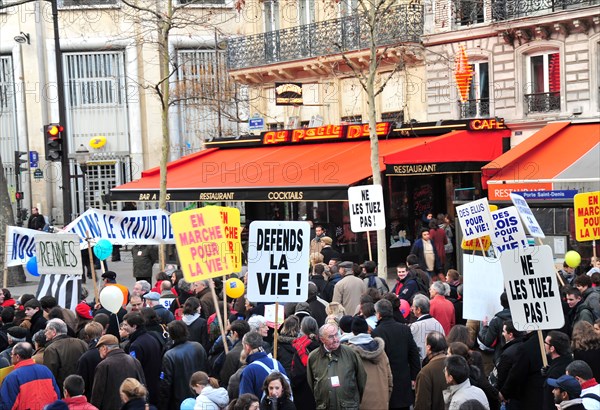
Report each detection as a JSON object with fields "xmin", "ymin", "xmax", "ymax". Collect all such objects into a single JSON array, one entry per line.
[{"xmin": 255, "ymin": 228, "xmax": 304, "ymax": 296}]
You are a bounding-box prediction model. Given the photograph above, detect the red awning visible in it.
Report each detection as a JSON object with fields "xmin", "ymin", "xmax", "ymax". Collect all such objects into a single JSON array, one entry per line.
[
  {"xmin": 483, "ymin": 122, "xmax": 600, "ymax": 201},
  {"xmin": 383, "ymin": 129, "xmax": 509, "ymax": 175},
  {"xmin": 112, "ymin": 138, "xmax": 432, "ymax": 202}
]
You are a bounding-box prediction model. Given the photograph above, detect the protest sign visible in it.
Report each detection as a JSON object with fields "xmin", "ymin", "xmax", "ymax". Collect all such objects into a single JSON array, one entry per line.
[
  {"xmin": 461, "ymin": 236, "xmax": 492, "ymax": 251},
  {"xmin": 510, "ymin": 193, "xmax": 545, "ymax": 238},
  {"xmin": 171, "ymin": 207, "xmax": 234, "ymax": 283},
  {"xmin": 64, "ymin": 208, "xmax": 175, "ymax": 245},
  {"xmin": 456, "ymin": 198, "xmax": 494, "ymax": 241},
  {"xmin": 348, "ymin": 184, "xmax": 386, "ymax": 232},
  {"xmin": 213, "ymin": 206, "xmax": 242, "ymax": 272},
  {"xmin": 462, "ymin": 254, "xmax": 504, "ymax": 321},
  {"xmin": 159, "ymin": 298, "xmax": 175, "ymax": 310},
  {"xmin": 491, "ymin": 206, "xmax": 528, "ymax": 254},
  {"xmin": 574, "ymin": 191, "xmax": 600, "ymax": 241},
  {"xmin": 5, "ymin": 226, "xmax": 47, "ymax": 267},
  {"xmin": 264, "ymin": 303, "xmax": 285, "ymax": 328},
  {"xmin": 35, "ymin": 234, "xmax": 82, "ymax": 275},
  {"xmin": 500, "ymin": 245, "xmax": 563, "ymax": 331},
  {"xmin": 247, "ymin": 221, "xmax": 310, "ymax": 303}
]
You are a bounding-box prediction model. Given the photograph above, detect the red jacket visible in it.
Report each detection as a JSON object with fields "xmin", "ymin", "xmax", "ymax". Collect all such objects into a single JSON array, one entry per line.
[
  {"xmin": 0, "ymin": 358, "xmax": 60, "ymax": 410},
  {"xmin": 63, "ymin": 396, "xmax": 99, "ymax": 410}
]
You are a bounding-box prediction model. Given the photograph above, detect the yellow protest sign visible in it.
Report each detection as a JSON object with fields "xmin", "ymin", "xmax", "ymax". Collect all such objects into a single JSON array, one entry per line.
[
  {"xmin": 461, "ymin": 236, "xmax": 492, "ymax": 251},
  {"xmin": 171, "ymin": 206, "xmax": 235, "ymax": 282},
  {"xmin": 574, "ymin": 191, "xmax": 600, "ymax": 241},
  {"xmin": 213, "ymin": 206, "xmax": 242, "ymax": 272}
]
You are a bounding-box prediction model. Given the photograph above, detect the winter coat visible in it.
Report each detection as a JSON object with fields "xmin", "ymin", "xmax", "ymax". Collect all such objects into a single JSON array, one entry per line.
[
  {"xmin": 121, "ymin": 398, "xmax": 157, "ymax": 410},
  {"xmin": 44, "ymin": 334, "xmax": 88, "ymax": 394},
  {"xmin": 290, "ymin": 335, "xmax": 320, "ymax": 410},
  {"xmin": 131, "ymin": 245, "xmax": 158, "ymax": 280},
  {"xmin": 91, "ymin": 348, "xmax": 146, "ymax": 410},
  {"xmin": 429, "ymin": 295, "xmax": 455, "ymax": 335},
  {"xmin": 260, "ymin": 396, "xmax": 296, "ymax": 410},
  {"xmin": 307, "ymin": 344, "xmax": 367, "ymax": 410},
  {"xmin": 63, "ymin": 396, "xmax": 99, "ymax": 410},
  {"xmin": 567, "ymin": 302, "xmax": 595, "ymax": 336},
  {"xmin": 478, "ymin": 308, "xmax": 512, "ymax": 361},
  {"xmin": 183, "ymin": 313, "xmax": 209, "ymax": 352},
  {"xmin": 501, "ymin": 331, "xmax": 544, "ymax": 410},
  {"xmin": 320, "ymin": 246, "xmax": 342, "ymax": 265},
  {"xmin": 371, "ymin": 316, "xmax": 421, "ymax": 407},
  {"xmin": 411, "ymin": 238, "xmax": 442, "ymax": 273},
  {"xmin": 220, "ymin": 340, "xmax": 244, "ymax": 387},
  {"xmin": 414, "ymin": 353, "xmax": 447, "ymax": 410},
  {"xmin": 197, "ymin": 288, "xmax": 216, "ymax": 320},
  {"xmin": 410, "ymin": 314, "xmax": 445, "ymax": 363},
  {"xmin": 195, "ymin": 386, "xmax": 229, "ymax": 410},
  {"xmin": 346, "ymin": 335, "xmax": 393, "ymax": 410},
  {"xmin": 29, "ymin": 309, "xmax": 48, "ymax": 338},
  {"xmin": 32, "ymin": 346, "xmax": 45, "ymax": 364},
  {"xmin": 277, "ymin": 335, "xmax": 297, "ymax": 376},
  {"xmin": 152, "ymin": 304, "xmax": 174, "ymax": 325},
  {"xmin": 306, "ymin": 295, "xmax": 328, "ymax": 328},
  {"xmin": 239, "ymin": 351, "xmax": 287, "ymax": 399},
  {"xmin": 494, "ymin": 337, "xmax": 523, "ymax": 393},
  {"xmin": 76, "ymin": 343, "xmax": 102, "ymax": 401},
  {"xmin": 332, "ymin": 274, "xmax": 366, "ymax": 316},
  {"xmin": 127, "ymin": 328, "xmax": 164, "ymax": 406},
  {"xmin": 227, "ymin": 364, "xmax": 246, "ymax": 401},
  {"xmin": 392, "ymin": 270, "xmax": 419, "ymax": 302},
  {"xmin": 160, "ymin": 341, "xmax": 208, "ymax": 410},
  {"xmin": 582, "ymin": 287, "xmax": 600, "ymax": 319},
  {"xmin": 442, "ymin": 379, "xmax": 490, "ymax": 410},
  {"xmin": 429, "ymin": 227, "xmax": 448, "ymax": 266},
  {"xmin": 363, "ymin": 274, "xmax": 389, "ymax": 295},
  {"xmin": 321, "ymin": 274, "xmax": 342, "ymax": 303},
  {"xmin": 309, "ymin": 275, "xmax": 327, "ymax": 298},
  {"xmin": 0, "ymin": 358, "xmax": 60, "ymax": 410}
]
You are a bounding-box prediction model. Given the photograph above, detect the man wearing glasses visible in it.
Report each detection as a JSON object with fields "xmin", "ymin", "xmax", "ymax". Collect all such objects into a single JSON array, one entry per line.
[{"xmin": 0, "ymin": 342, "xmax": 60, "ymax": 409}]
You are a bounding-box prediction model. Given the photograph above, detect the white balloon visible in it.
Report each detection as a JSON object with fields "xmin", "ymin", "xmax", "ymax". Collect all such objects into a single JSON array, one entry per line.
[{"xmin": 100, "ymin": 285, "xmax": 124, "ymax": 313}]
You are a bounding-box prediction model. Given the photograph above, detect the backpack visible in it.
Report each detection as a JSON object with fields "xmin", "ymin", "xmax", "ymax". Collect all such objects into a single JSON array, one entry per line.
[
  {"xmin": 365, "ymin": 275, "xmax": 389, "ymax": 294},
  {"xmin": 582, "ymin": 393, "xmax": 600, "ymax": 402},
  {"xmin": 411, "ymin": 269, "xmax": 429, "ymax": 297}
]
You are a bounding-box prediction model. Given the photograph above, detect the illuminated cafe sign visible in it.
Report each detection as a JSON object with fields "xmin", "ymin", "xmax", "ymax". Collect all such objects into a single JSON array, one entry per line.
[
  {"xmin": 119, "ymin": 188, "xmax": 349, "ymax": 202},
  {"xmin": 386, "ymin": 162, "xmax": 487, "ymax": 176},
  {"xmin": 468, "ymin": 118, "xmax": 507, "ymax": 131},
  {"xmin": 262, "ymin": 122, "xmax": 391, "ymax": 145},
  {"xmin": 275, "ymin": 82, "xmax": 303, "ymax": 105}
]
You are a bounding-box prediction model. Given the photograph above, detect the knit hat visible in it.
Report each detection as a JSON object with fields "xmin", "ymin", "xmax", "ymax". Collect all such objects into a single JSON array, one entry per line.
[
  {"xmin": 294, "ymin": 302, "xmax": 311, "ymax": 319},
  {"xmin": 75, "ymin": 302, "xmax": 94, "ymax": 320},
  {"xmin": 338, "ymin": 315, "xmax": 354, "ymax": 334},
  {"xmin": 351, "ymin": 316, "xmax": 369, "ymax": 335},
  {"xmin": 7, "ymin": 326, "xmax": 28, "ymax": 341}
]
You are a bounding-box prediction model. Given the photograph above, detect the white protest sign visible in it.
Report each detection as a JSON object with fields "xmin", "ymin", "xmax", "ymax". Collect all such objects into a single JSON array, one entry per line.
[
  {"xmin": 456, "ymin": 198, "xmax": 494, "ymax": 241},
  {"xmin": 348, "ymin": 184, "xmax": 386, "ymax": 232},
  {"xmin": 159, "ymin": 298, "xmax": 175, "ymax": 310},
  {"xmin": 491, "ymin": 206, "xmax": 528, "ymax": 254},
  {"xmin": 247, "ymin": 221, "xmax": 311, "ymax": 303},
  {"xmin": 35, "ymin": 234, "xmax": 82, "ymax": 275},
  {"xmin": 5, "ymin": 226, "xmax": 48, "ymax": 267},
  {"xmin": 510, "ymin": 193, "xmax": 545, "ymax": 238},
  {"xmin": 500, "ymin": 245, "xmax": 563, "ymax": 331},
  {"xmin": 264, "ymin": 303, "xmax": 285, "ymax": 328},
  {"xmin": 462, "ymin": 254, "xmax": 504, "ymax": 321}
]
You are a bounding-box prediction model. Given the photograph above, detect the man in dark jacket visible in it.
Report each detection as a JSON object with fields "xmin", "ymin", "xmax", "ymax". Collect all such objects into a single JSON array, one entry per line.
[
  {"xmin": 160, "ymin": 321, "xmax": 208, "ymax": 410},
  {"xmin": 91, "ymin": 334, "xmax": 145, "ymax": 410},
  {"xmin": 410, "ymin": 229, "xmax": 442, "ymax": 278},
  {"xmin": 542, "ymin": 331, "xmax": 574, "ymax": 410},
  {"xmin": 494, "ymin": 320, "xmax": 524, "ymax": 408},
  {"xmin": 43, "ymin": 319, "xmax": 88, "ymax": 396},
  {"xmin": 306, "ymin": 282, "xmax": 328, "ymax": 327},
  {"xmin": 320, "ymin": 236, "xmax": 341, "ymax": 264},
  {"xmin": 220, "ymin": 320, "xmax": 251, "ymax": 387},
  {"xmin": 321, "ymin": 264, "xmax": 342, "ymax": 303},
  {"xmin": 309, "ymin": 263, "xmax": 328, "ymax": 297},
  {"xmin": 24, "ymin": 298, "xmax": 47, "ymax": 338},
  {"xmin": 75, "ymin": 321, "xmax": 104, "ymax": 401},
  {"xmin": 131, "ymin": 245, "xmax": 158, "ymax": 282},
  {"xmin": 122, "ymin": 311, "xmax": 164, "ymax": 406},
  {"xmin": 371, "ymin": 299, "xmax": 421, "ymax": 410},
  {"xmin": 566, "ymin": 288, "xmax": 595, "ymax": 336},
  {"xmin": 479, "ymin": 291, "xmax": 512, "ymax": 361}
]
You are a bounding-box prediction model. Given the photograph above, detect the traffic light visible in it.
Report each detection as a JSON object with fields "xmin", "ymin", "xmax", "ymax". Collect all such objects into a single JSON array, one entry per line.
[
  {"xmin": 45, "ymin": 123, "xmax": 64, "ymax": 161},
  {"xmin": 14, "ymin": 151, "xmax": 28, "ymax": 175},
  {"xmin": 15, "ymin": 192, "xmax": 24, "ymax": 200}
]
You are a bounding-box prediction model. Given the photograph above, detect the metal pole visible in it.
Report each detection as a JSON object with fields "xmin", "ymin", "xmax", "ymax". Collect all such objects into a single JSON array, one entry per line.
[{"xmin": 51, "ymin": 0, "xmax": 73, "ymax": 224}]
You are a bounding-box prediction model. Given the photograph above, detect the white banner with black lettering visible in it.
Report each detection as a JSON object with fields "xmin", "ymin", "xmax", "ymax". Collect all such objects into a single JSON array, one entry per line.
[
  {"xmin": 5, "ymin": 226, "xmax": 48, "ymax": 267},
  {"xmin": 36, "ymin": 234, "xmax": 82, "ymax": 275}
]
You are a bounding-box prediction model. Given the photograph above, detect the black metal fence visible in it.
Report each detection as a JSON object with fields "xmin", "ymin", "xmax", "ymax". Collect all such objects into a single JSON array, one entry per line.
[
  {"xmin": 227, "ymin": 4, "xmax": 423, "ymax": 70},
  {"xmin": 492, "ymin": 0, "xmax": 599, "ymax": 20},
  {"xmin": 525, "ymin": 92, "xmax": 561, "ymax": 113},
  {"xmin": 458, "ymin": 99, "xmax": 490, "ymax": 118}
]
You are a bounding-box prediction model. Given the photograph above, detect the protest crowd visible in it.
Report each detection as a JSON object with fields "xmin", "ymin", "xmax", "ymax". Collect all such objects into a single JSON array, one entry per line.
[{"xmin": 1, "ymin": 220, "xmax": 600, "ymax": 410}]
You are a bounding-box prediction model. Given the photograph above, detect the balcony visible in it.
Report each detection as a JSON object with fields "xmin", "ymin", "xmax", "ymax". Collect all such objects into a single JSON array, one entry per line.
[
  {"xmin": 525, "ymin": 92, "xmax": 561, "ymax": 113},
  {"xmin": 458, "ymin": 99, "xmax": 490, "ymax": 118},
  {"xmin": 226, "ymin": 4, "xmax": 423, "ymax": 71},
  {"xmin": 492, "ymin": 0, "xmax": 599, "ymax": 21}
]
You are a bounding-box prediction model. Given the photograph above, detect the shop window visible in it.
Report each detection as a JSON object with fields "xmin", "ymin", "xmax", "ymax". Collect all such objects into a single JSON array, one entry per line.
[
  {"xmin": 381, "ymin": 111, "xmax": 404, "ymax": 124},
  {"xmin": 525, "ymin": 52, "xmax": 561, "ymax": 113},
  {"xmin": 341, "ymin": 115, "xmax": 362, "ymax": 124},
  {"xmin": 458, "ymin": 61, "xmax": 489, "ymax": 118},
  {"xmin": 59, "ymin": 0, "xmax": 117, "ymax": 7},
  {"xmin": 177, "ymin": 0, "xmax": 227, "ymax": 5}
]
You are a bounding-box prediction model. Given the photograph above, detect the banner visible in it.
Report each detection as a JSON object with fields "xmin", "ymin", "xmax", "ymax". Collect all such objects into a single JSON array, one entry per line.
[
  {"xmin": 35, "ymin": 234, "xmax": 82, "ymax": 276},
  {"xmin": 64, "ymin": 208, "xmax": 175, "ymax": 245},
  {"xmin": 36, "ymin": 274, "xmax": 81, "ymax": 311},
  {"xmin": 5, "ymin": 226, "xmax": 48, "ymax": 267}
]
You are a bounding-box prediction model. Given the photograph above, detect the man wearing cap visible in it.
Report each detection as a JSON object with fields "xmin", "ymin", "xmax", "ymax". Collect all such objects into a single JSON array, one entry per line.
[
  {"xmin": 332, "ymin": 261, "xmax": 366, "ymax": 315},
  {"xmin": 0, "ymin": 326, "xmax": 29, "ymax": 365},
  {"xmin": 0, "ymin": 342, "xmax": 60, "ymax": 410},
  {"xmin": 101, "ymin": 270, "xmax": 129, "ymax": 306},
  {"xmin": 320, "ymin": 236, "xmax": 341, "ymax": 265},
  {"xmin": 547, "ymin": 375, "xmax": 586, "ymax": 410},
  {"xmin": 144, "ymin": 291, "xmax": 174, "ymax": 324},
  {"xmin": 91, "ymin": 334, "xmax": 145, "ymax": 410}
]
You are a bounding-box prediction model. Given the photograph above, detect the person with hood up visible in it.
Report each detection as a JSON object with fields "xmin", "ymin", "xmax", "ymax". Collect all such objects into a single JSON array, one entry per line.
[
  {"xmin": 190, "ymin": 371, "xmax": 229, "ymax": 410},
  {"xmin": 344, "ymin": 316, "xmax": 393, "ymax": 410}
]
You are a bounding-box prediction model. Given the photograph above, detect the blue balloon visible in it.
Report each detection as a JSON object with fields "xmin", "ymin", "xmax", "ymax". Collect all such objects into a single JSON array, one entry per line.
[
  {"xmin": 93, "ymin": 239, "xmax": 113, "ymax": 261},
  {"xmin": 26, "ymin": 256, "xmax": 39, "ymax": 277},
  {"xmin": 180, "ymin": 398, "xmax": 196, "ymax": 410}
]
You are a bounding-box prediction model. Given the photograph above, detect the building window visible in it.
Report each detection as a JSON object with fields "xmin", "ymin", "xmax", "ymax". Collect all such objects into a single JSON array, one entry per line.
[
  {"xmin": 59, "ymin": 0, "xmax": 117, "ymax": 7},
  {"xmin": 0, "ymin": 55, "xmax": 18, "ymax": 178},
  {"xmin": 298, "ymin": 0, "xmax": 315, "ymax": 25},
  {"xmin": 525, "ymin": 52, "xmax": 561, "ymax": 113},
  {"xmin": 177, "ymin": 0, "xmax": 226, "ymax": 5},
  {"xmin": 455, "ymin": 0, "xmax": 484, "ymax": 26},
  {"xmin": 341, "ymin": 115, "xmax": 362, "ymax": 124},
  {"xmin": 381, "ymin": 111, "xmax": 404, "ymax": 124},
  {"xmin": 458, "ymin": 61, "xmax": 489, "ymax": 118},
  {"xmin": 268, "ymin": 122, "xmax": 284, "ymax": 130}
]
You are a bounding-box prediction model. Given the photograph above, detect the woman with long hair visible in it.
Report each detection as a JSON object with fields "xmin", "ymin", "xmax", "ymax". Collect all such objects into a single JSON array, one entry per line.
[
  {"xmin": 290, "ymin": 316, "xmax": 320, "ymax": 410},
  {"xmin": 190, "ymin": 371, "xmax": 229, "ymax": 410},
  {"xmin": 226, "ymin": 393, "xmax": 259, "ymax": 410},
  {"xmin": 572, "ymin": 320, "xmax": 600, "ymax": 380},
  {"xmin": 276, "ymin": 316, "xmax": 300, "ymax": 376},
  {"xmin": 259, "ymin": 372, "xmax": 295, "ymax": 410},
  {"xmin": 119, "ymin": 378, "xmax": 157, "ymax": 410}
]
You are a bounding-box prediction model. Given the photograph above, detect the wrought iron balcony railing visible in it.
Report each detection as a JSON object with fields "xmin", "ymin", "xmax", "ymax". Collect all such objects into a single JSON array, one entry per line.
[
  {"xmin": 226, "ymin": 4, "xmax": 423, "ymax": 70},
  {"xmin": 525, "ymin": 92, "xmax": 561, "ymax": 113},
  {"xmin": 492, "ymin": 0, "xmax": 599, "ymax": 21},
  {"xmin": 458, "ymin": 99, "xmax": 490, "ymax": 118}
]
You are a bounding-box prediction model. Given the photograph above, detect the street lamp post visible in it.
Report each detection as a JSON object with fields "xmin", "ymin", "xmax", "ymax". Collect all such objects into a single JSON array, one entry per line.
[{"xmin": 73, "ymin": 144, "xmax": 90, "ymax": 213}]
